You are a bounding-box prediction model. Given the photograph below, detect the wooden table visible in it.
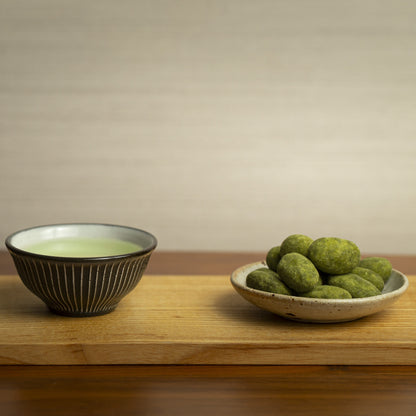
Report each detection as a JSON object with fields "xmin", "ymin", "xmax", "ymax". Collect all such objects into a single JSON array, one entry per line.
[{"xmin": 1, "ymin": 251, "xmax": 416, "ymax": 416}]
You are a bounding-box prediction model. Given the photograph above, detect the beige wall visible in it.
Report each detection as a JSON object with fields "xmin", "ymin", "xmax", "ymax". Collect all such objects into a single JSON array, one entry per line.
[{"xmin": 1, "ymin": 0, "xmax": 415, "ymax": 254}]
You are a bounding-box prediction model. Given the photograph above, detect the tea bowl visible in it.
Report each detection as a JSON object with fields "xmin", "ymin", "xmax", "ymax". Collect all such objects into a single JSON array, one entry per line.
[{"xmin": 5, "ymin": 223, "xmax": 157, "ymax": 317}]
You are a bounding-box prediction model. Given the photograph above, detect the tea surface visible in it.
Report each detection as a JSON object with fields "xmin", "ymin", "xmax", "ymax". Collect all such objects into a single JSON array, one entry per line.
[{"xmin": 25, "ymin": 237, "xmax": 143, "ymax": 257}]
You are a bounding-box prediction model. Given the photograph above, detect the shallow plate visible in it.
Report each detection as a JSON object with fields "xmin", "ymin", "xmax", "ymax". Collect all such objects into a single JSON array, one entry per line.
[{"xmin": 230, "ymin": 262, "xmax": 409, "ymax": 323}]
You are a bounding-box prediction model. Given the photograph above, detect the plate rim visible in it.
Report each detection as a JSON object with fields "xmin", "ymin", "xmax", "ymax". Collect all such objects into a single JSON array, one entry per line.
[{"xmin": 230, "ymin": 261, "xmax": 409, "ymax": 306}]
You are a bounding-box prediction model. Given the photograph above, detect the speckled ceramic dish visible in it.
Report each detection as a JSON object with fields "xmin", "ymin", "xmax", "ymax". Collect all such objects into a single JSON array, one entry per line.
[
  {"xmin": 230, "ymin": 261, "xmax": 409, "ymax": 323},
  {"xmin": 6, "ymin": 223, "xmax": 157, "ymax": 317}
]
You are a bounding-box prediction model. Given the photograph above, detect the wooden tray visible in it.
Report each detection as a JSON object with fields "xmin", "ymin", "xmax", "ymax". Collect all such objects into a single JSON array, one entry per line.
[{"xmin": 0, "ymin": 274, "xmax": 415, "ymax": 365}]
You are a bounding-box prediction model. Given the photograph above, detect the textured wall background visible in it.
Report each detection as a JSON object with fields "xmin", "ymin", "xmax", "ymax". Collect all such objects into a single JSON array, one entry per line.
[{"xmin": 1, "ymin": 0, "xmax": 415, "ymax": 254}]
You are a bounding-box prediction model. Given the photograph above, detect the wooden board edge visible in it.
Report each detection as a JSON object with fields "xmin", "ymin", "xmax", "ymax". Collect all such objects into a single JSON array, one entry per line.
[{"xmin": 1, "ymin": 342, "xmax": 415, "ymax": 365}]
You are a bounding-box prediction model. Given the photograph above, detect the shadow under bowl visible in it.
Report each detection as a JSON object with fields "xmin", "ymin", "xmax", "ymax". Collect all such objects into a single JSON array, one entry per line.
[{"xmin": 5, "ymin": 223, "xmax": 157, "ymax": 317}]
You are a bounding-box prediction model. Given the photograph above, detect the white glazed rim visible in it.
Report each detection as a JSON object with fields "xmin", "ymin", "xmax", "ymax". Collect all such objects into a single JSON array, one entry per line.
[{"xmin": 5, "ymin": 223, "xmax": 158, "ymax": 261}]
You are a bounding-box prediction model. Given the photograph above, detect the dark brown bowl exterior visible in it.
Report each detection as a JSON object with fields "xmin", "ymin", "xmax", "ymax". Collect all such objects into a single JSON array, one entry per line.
[{"xmin": 8, "ymin": 250, "xmax": 154, "ymax": 317}]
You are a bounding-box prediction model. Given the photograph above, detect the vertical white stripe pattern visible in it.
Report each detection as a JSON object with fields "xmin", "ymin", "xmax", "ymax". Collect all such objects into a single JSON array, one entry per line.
[{"xmin": 8, "ymin": 251, "xmax": 153, "ymax": 316}]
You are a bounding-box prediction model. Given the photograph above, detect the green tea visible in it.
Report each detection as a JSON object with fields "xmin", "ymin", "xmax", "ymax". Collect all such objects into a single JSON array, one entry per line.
[{"xmin": 25, "ymin": 237, "xmax": 143, "ymax": 258}]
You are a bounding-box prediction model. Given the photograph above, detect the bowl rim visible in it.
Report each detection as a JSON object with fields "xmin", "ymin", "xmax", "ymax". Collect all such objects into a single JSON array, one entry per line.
[
  {"xmin": 230, "ymin": 261, "xmax": 409, "ymax": 306},
  {"xmin": 5, "ymin": 222, "xmax": 158, "ymax": 262}
]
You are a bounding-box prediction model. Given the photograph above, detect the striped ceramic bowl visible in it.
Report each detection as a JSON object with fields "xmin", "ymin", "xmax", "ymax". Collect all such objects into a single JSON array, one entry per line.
[{"xmin": 5, "ymin": 223, "xmax": 157, "ymax": 317}]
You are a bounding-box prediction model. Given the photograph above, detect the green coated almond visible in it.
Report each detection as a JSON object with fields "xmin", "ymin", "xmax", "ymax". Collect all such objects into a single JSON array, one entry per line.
[
  {"xmin": 255, "ymin": 267, "xmax": 275, "ymax": 273},
  {"xmin": 352, "ymin": 267, "xmax": 384, "ymax": 291},
  {"xmin": 280, "ymin": 234, "xmax": 313, "ymax": 257},
  {"xmin": 307, "ymin": 237, "xmax": 360, "ymax": 274},
  {"xmin": 266, "ymin": 246, "xmax": 281, "ymax": 272},
  {"xmin": 359, "ymin": 257, "xmax": 392, "ymax": 282},
  {"xmin": 277, "ymin": 253, "xmax": 320, "ymax": 293},
  {"xmin": 328, "ymin": 273, "xmax": 381, "ymax": 298},
  {"xmin": 246, "ymin": 269, "xmax": 292, "ymax": 296},
  {"xmin": 301, "ymin": 285, "xmax": 352, "ymax": 299}
]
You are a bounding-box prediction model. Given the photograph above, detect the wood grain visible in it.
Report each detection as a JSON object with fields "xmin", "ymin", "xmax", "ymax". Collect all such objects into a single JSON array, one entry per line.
[
  {"xmin": 1, "ymin": 252, "xmax": 416, "ymax": 416},
  {"xmin": 1, "ymin": 273, "xmax": 414, "ymax": 365},
  {"xmin": 1, "ymin": 365, "xmax": 416, "ymax": 416}
]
